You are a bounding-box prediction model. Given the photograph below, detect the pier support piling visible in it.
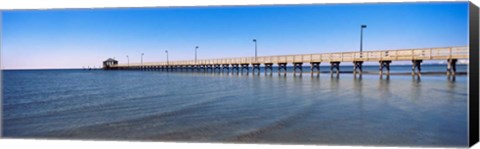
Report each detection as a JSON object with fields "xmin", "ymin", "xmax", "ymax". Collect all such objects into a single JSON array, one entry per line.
[
  {"xmin": 411, "ymin": 60, "xmax": 423, "ymax": 76},
  {"xmin": 379, "ymin": 60, "xmax": 392, "ymax": 75},
  {"xmin": 231, "ymin": 64, "xmax": 239, "ymax": 73},
  {"xmin": 252, "ymin": 63, "xmax": 261, "ymax": 75},
  {"xmin": 265, "ymin": 63, "xmax": 273, "ymax": 75},
  {"xmin": 447, "ymin": 59, "xmax": 457, "ymax": 76},
  {"xmin": 293, "ymin": 63, "xmax": 303, "ymax": 76},
  {"xmin": 330, "ymin": 62, "xmax": 341, "ymax": 75},
  {"xmin": 278, "ymin": 63, "xmax": 287, "ymax": 76},
  {"xmin": 310, "ymin": 62, "xmax": 320, "ymax": 76},
  {"xmin": 214, "ymin": 64, "xmax": 221, "ymax": 73},
  {"xmin": 206, "ymin": 65, "xmax": 213, "ymax": 72},
  {"xmin": 189, "ymin": 65, "xmax": 195, "ymax": 72},
  {"xmin": 222, "ymin": 64, "xmax": 230, "ymax": 73},
  {"xmin": 353, "ymin": 61, "xmax": 363, "ymax": 74},
  {"xmin": 241, "ymin": 64, "xmax": 250, "ymax": 74}
]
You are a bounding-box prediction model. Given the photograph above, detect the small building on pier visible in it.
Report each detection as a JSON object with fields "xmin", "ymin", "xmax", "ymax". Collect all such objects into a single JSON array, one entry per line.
[{"xmin": 103, "ymin": 58, "xmax": 118, "ymax": 69}]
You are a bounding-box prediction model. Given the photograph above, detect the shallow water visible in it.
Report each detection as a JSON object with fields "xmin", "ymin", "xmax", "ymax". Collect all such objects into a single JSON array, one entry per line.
[{"xmin": 2, "ymin": 66, "xmax": 468, "ymax": 147}]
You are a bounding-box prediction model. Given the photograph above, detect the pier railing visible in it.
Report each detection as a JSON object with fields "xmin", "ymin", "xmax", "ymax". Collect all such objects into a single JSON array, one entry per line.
[{"xmin": 117, "ymin": 46, "xmax": 468, "ymax": 67}]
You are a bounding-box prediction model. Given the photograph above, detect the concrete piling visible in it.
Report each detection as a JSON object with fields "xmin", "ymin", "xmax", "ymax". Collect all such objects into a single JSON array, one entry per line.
[
  {"xmin": 379, "ymin": 60, "xmax": 392, "ymax": 76},
  {"xmin": 278, "ymin": 63, "xmax": 287, "ymax": 76},
  {"xmin": 241, "ymin": 64, "xmax": 250, "ymax": 74},
  {"xmin": 310, "ymin": 62, "xmax": 320, "ymax": 76},
  {"xmin": 412, "ymin": 60, "xmax": 422, "ymax": 76},
  {"xmin": 265, "ymin": 63, "xmax": 273, "ymax": 75},
  {"xmin": 330, "ymin": 62, "xmax": 341, "ymax": 75},
  {"xmin": 293, "ymin": 63, "xmax": 303, "ymax": 76},
  {"xmin": 353, "ymin": 61, "xmax": 363, "ymax": 74},
  {"xmin": 447, "ymin": 59, "xmax": 457, "ymax": 76}
]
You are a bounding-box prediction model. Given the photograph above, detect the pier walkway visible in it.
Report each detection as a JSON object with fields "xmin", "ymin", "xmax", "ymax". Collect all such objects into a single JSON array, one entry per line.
[{"xmin": 103, "ymin": 46, "xmax": 468, "ymax": 76}]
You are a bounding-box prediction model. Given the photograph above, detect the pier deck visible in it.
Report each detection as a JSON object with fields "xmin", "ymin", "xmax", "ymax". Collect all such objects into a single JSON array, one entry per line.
[{"xmin": 104, "ymin": 46, "xmax": 469, "ymax": 76}]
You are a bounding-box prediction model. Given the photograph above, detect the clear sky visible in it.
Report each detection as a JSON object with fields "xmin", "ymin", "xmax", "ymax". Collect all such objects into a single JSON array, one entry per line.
[{"xmin": 1, "ymin": 2, "xmax": 469, "ymax": 69}]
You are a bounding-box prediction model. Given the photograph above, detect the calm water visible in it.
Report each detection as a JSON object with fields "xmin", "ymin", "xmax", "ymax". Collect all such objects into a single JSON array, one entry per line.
[{"xmin": 2, "ymin": 65, "xmax": 469, "ymax": 147}]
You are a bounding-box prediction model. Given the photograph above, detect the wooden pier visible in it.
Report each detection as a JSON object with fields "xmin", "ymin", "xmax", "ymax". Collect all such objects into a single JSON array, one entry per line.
[{"xmin": 103, "ymin": 46, "xmax": 468, "ymax": 76}]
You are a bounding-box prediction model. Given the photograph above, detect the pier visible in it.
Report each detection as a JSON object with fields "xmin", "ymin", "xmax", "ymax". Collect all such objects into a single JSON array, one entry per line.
[{"xmin": 103, "ymin": 46, "xmax": 468, "ymax": 76}]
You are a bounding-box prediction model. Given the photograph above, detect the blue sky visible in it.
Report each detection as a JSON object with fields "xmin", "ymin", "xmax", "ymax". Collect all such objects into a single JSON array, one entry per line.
[{"xmin": 1, "ymin": 2, "xmax": 469, "ymax": 69}]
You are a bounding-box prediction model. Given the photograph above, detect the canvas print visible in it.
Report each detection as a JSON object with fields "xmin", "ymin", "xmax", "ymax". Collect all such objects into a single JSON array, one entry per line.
[{"xmin": 1, "ymin": 2, "xmax": 477, "ymax": 147}]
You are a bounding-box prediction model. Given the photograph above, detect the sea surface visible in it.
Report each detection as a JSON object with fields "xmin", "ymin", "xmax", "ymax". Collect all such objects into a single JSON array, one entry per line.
[{"xmin": 2, "ymin": 65, "xmax": 469, "ymax": 147}]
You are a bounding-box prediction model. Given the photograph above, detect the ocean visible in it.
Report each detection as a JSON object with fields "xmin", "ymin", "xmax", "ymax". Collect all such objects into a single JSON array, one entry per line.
[{"xmin": 2, "ymin": 65, "xmax": 469, "ymax": 147}]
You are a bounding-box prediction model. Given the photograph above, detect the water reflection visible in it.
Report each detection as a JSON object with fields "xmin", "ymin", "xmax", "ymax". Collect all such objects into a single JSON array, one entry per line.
[
  {"xmin": 410, "ymin": 75, "xmax": 422, "ymax": 102},
  {"xmin": 447, "ymin": 75, "xmax": 457, "ymax": 91},
  {"xmin": 353, "ymin": 74, "xmax": 363, "ymax": 80},
  {"xmin": 330, "ymin": 73, "xmax": 340, "ymax": 79},
  {"xmin": 2, "ymin": 69, "xmax": 468, "ymax": 146},
  {"xmin": 448, "ymin": 75, "xmax": 456, "ymax": 82},
  {"xmin": 378, "ymin": 74, "xmax": 391, "ymax": 100},
  {"xmin": 352, "ymin": 74, "xmax": 363, "ymax": 96},
  {"xmin": 329, "ymin": 74, "xmax": 340, "ymax": 96},
  {"xmin": 310, "ymin": 75, "xmax": 321, "ymax": 96},
  {"xmin": 412, "ymin": 75, "xmax": 421, "ymax": 82},
  {"xmin": 294, "ymin": 74, "xmax": 303, "ymax": 78},
  {"xmin": 379, "ymin": 74, "xmax": 390, "ymax": 80},
  {"xmin": 265, "ymin": 72, "xmax": 273, "ymax": 77}
]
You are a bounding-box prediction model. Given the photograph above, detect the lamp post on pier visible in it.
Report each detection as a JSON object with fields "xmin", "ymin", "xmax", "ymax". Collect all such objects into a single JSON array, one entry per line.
[
  {"xmin": 126, "ymin": 55, "xmax": 129, "ymax": 66},
  {"xmin": 360, "ymin": 25, "xmax": 367, "ymax": 57},
  {"xmin": 141, "ymin": 53, "xmax": 144, "ymax": 65},
  {"xmin": 165, "ymin": 50, "xmax": 169, "ymax": 65},
  {"xmin": 195, "ymin": 46, "xmax": 198, "ymax": 64},
  {"xmin": 253, "ymin": 39, "xmax": 257, "ymax": 62}
]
